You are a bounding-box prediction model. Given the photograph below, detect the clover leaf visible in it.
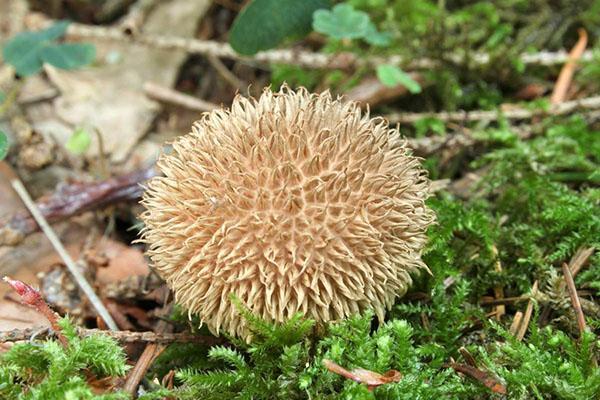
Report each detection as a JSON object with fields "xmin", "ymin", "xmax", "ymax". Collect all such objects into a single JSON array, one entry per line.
[
  {"xmin": 65, "ymin": 128, "xmax": 92, "ymax": 155},
  {"xmin": 2, "ymin": 20, "xmax": 95, "ymax": 77},
  {"xmin": 313, "ymin": 4, "xmax": 391, "ymax": 46},
  {"xmin": 313, "ymin": 4, "xmax": 371, "ymax": 40},
  {"xmin": 0, "ymin": 131, "xmax": 8, "ymax": 160},
  {"xmin": 376, "ymin": 65, "xmax": 422, "ymax": 93}
]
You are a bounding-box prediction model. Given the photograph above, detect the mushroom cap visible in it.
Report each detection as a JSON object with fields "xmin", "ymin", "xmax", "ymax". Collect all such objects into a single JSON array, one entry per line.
[{"xmin": 140, "ymin": 87, "xmax": 435, "ymax": 339}]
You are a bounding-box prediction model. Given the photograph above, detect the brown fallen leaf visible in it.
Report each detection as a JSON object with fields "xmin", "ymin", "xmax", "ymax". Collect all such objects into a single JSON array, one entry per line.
[
  {"xmin": 323, "ymin": 359, "xmax": 402, "ymax": 391},
  {"xmin": 24, "ymin": 0, "xmax": 213, "ymax": 163},
  {"xmin": 445, "ymin": 362, "xmax": 507, "ymax": 394},
  {"xmin": 514, "ymin": 83, "xmax": 547, "ymax": 101}
]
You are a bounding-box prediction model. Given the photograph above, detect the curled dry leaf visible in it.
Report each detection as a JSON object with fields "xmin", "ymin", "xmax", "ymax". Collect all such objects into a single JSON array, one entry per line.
[{"xmin": 323, "ymin": 359, "xmax": 402, "ymax": 391}]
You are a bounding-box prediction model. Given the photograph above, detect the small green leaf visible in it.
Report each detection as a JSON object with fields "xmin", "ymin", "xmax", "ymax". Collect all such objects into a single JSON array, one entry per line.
[
  {"xmin": 230, "ymin": 0, "xmax": 330, "ymax": 56},
  {"xmin": 376, "ymin": 64, "xmax": 422, "ymax": 94},
  {"xmin": 313, "ymin": 4, "xmax": 370, "ymax": 40},
  {"xmin": 2, "ymin": 32, "xmax": 46, "ymax": 76},
  {"xmin": 37, "ymin": 20, "xmax": 71, "ymax": 41},
  {"xmin": 65, "ymin": 128, "xmax": 91, "ymax": 155},
  {"xmin": 2, "ymin": 20, "xmax": 94, "ymax": 77},
  {"xmin": 0, "ymin": 131, "xmax": 8, "ymax": 160},
  {"xmin": 364, "ymin": 23, "xmax": 392, "ymax": 47},
  {"xmin": 40, "ymin": 43, "xmax": 96, "ymax": 70}
]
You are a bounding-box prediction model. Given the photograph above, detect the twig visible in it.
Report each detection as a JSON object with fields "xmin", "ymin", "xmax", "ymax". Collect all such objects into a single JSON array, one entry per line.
[
  {"xmin": 26, "ymin": 15, "xmax": 594, "ymax": 71},
  {"xmin": 2, "ymin": 278, "xmax": 69, "ymax": 348},
  {"xmin": 0, "ymin": 166, "xmax": 157, "ymax": 246},
  {"xmin": 0, "ymin": 326, "xmax": 223, "ymax": 345},
  {"xmin": 550, "ymin": 29, "xmax": 588, "ymax": 104},
  {"xmin": 481, "ymin": 296, "xmax": 529, "ymax": 307},
  {"xmin": 125, "ymin": 342, "xmax": 166, "ymax": 394},
  {"xmin": 516, "ymin": 281, "xmax": 538, "ymax": 341},
  {"xmin": 143, "ymin": 82, "xmax": 219, "ymax": 112},
  {"xmin": 10, "ymin": 178, "xmax": 119, "ymax": 331},
  {"xmin": 445, "ymin": 363, "xmax": 507, "ymax": 394},
  {"xmin": 386, "ymin": 95, "xmax": 600, "ymax": 124},
  {"xmin": 207, "ymin": 54, "xmax": 246, "ymax": 92},
  {"xmin": 561, "ymin": 263, "xmax": 587, "ymax": 335},
  {"xmin": 123, "ymin": 300, "xmax": 172, "ymax": 394}
]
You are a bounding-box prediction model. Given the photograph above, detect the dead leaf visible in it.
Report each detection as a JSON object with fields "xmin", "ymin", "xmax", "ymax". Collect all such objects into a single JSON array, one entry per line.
[
  {"xmin": 23, "ymin": 0, "xmax": 213, "ymax": 163},
  {"xmin": 514, "ymin": 83, "xmax": 547, "ymax": 101},
  {"xmin": 94, "ymin": 239, "xmax": 149, "ymax": 285},
  {"xmin": 323, "ymin": 359, "xmax": 402, "ymax": 391}
]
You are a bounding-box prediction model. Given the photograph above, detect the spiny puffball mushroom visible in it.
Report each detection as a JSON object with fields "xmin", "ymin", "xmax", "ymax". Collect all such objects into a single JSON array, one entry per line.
[{"xmin": 140, "ymin": 86, "xmax": 435, "ymax": 339}]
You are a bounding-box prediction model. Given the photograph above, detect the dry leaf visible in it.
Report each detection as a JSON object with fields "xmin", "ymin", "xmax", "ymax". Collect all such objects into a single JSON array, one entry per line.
[
  {"xmin": 323, "ymin": 359, "xmax": 402, "ymax": 391},
  {"xmin": 24, "ymin": 0, "xmax": 212, "ymax": 163}
]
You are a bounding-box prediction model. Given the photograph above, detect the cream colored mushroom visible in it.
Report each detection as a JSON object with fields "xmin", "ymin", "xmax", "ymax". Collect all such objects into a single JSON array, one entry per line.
[{"xmin": 140, "ymin": 86, "xmax": 435, "ymax": 339}]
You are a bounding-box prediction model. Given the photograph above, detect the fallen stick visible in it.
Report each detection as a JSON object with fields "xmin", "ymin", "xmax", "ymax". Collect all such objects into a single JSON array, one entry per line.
[
  {"xmin": 386, "ymin": 95, "xmax": 600, "ymax": 124},
  {"xmin": 10, "ymin": 179, "xmax": 118, "ymax": 331},
  {"xmin": 445, "ymin": 362, "xmax": 507, "ymax": 394},
  {"xmin": 0, "ymin": 326, "xmax": 223, "ymax": 345},
  {"xmin": 143, "ymin": 82, "xmax": 219, "ymax": 112},
  {"xmin": 26, "ymin": 14, "xmax": 593, "ymax": 71}
]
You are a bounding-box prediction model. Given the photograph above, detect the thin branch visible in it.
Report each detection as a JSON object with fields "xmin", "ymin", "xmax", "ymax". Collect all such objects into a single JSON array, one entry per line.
[
  {"xmin": 10, "ymin": 179, "xmax": 119, "ymax": 331},
  {"xmin": 445, "ymin": 363, "xmax": 507, "ymax": 394},
  {"xmin": 386, "ymin": 95, "xmax": 600, "ymax": 124},
  {"xmin": 123, "ymin": 300, "xmax": 172, "ymax": 394},
  {"xmin": 0, "ymin": 326, "xmax": 223, "ymax": 345},
  {"xmin": 26, "ymin": 16, "xmax": 594, "ymax": 71},
  {"xmin": 562, "ymin": 262, "xmax": 587, "ymax": 335},
  {"xmin": 143, "ymin": 82, "xmax": 219, "ymax": 112},
  {"xmin": 206, "ymin": 54, "xmax": 246, "ymax": 92},
  {"xmin": 480, "ymin": 296, "xmax": 529, "ymax": 307}
]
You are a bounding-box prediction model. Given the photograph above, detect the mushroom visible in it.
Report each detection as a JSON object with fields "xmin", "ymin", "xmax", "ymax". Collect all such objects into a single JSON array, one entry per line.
[{"xmin": 140, "ymin": 86, "xmax": 435, "ymax": 339}]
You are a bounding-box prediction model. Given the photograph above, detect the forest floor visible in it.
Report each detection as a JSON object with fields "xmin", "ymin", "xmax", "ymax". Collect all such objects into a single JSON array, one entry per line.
[{"xmin": 0, "ymin": 1, "xmax": 598, "ymax": 399}]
